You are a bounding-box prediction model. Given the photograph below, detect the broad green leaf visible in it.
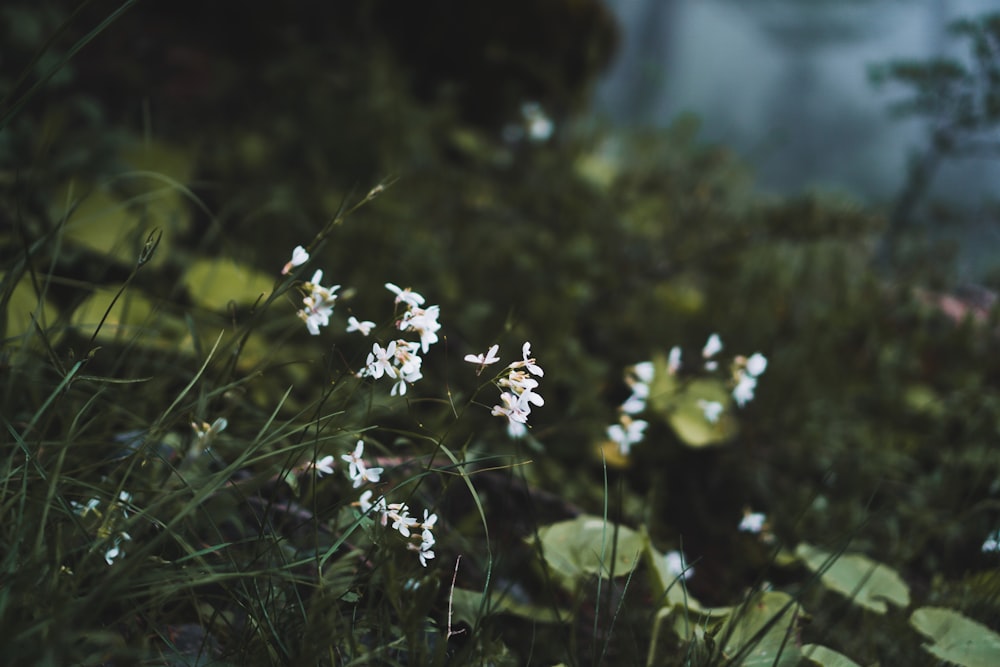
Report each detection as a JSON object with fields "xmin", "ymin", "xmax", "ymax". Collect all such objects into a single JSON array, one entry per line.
[
  {"xmin": 910, "ymin": 607, "xmax": 1000, "ymax": 667},
  {"xmin": 647, "ymin": 354, "xmax": 739, "ymax": 447},
  {"xmin": 802, "ymin": 644, "xmax": 862, "ymax": 667},
  {"xmin": 57, "ymin": 141, "xmax": 194, "ymax": 267},
  {"xmin": 709, "ymin": 591, "xmax": 803, "ymax": 666},
  {"xmin": 450, "ymin": 587, "xmax": 566, "ymax": 630},
  {"xmin": 181, "ymin": 259, "xmax": 276, "ymax": 311},
  {"xmin": 71, "ymin": 288, "xmax": 192, "ymax": 352},
  {"xmin": 531, "ymin": 516, "xmax": 645, "ymax": 586},
  {"xmin": 796, "ymin": 543, "xmax": 910, "ymax": 614},
  {"xmin": 60, "ymin": 186, "xmax": 153, "ymax": 266},
  {"xmin": 643, "ymin": 533, "xmax": 704, "ymax": 612},
  {"xmin": 648, "ymin": 605, "xmax": 712, "ymax": 667},
  {"xmin": 1, "ymin": 273, "xmax": 59, "ymax": 346}
]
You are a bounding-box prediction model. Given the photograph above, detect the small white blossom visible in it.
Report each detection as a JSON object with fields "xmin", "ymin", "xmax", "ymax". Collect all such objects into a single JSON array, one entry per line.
[
  {"xmin": 983, "ymin": 529, "xmax": 1000, "ymax": 553},
  {"xmin": 281, "ymin": 245, "xmax": 309, "ymax": 275},
  {"xmin": 733, "ymin": 373, "xmax": 758, "ymax": 407},
  {"xmin": 387, "ymin": 502, "xmax": 419, "ymax": 538},
  {"xmin": 668, "ymin": 346, "xmax": 682, "ymax": 375},
  {"xmin": 365, "ymin": 341, "xmax": 399, "ymax": 379},
  {"xmin": 399, "ymin": 305, "xmax": 441, "ymax": 353},
  {"xmin": 71, "ymin": 497, "xmax": 101, "ymax": 517},
  {"xmin": 346, "ymin": 316, "xmax": 376, "ymax": 336},
  {"xmin": 342, "ymin": 440, "xmax": 384, "ymax": 488},
  {"xmin": 312, "ymin": 455, "xmax": 336, "ymax": 477},
  {"xmin": 464, "ymin": 344, "xmax": 501, "ymax": 375},
  {"xmin": 745, "ymin": 353, "xmax": 768, "ymax": 377},
  {"xmin": 632, "ymin": 361, "xmax": 655, "ymax": 384},
  {"xmin": 510, "ymin": 342, "xmax": 544, "ymax": 377},
  {"xmin": 104, "ymin": 532, "xmax": 133, "ymax": 566},
  {"xmin": 697, "ymin": 399, "xmax": 725, "ymax": 424},
  {"xmin": 607, "ymin": 416, "xmax": 649, "ymax": 455},
  {"xmin": 702, "ymin": 333, "xmax": 723, "ymax": 359},
  {"xmin": 739, "ymin": 511, "xmax": 767, "ymax": 534},
  {"xmin": 385, "ymin": 282, "xmax": 425, "ymax": 308},
  {"xmin": 664, "ymin": 550, "xmax": 693, "ymax": 580}
]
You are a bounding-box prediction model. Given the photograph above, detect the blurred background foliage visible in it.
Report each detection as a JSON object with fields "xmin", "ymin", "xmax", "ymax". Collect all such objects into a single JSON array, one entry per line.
[{"xmin": 2, "ymin": 1, "xmax": 1000, "ymax": 664}]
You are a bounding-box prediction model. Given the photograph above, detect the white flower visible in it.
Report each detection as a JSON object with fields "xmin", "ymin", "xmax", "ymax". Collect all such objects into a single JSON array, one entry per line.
[
  {"xmin": 621, "ymin": 379, "xmax": 650, "ymax": 415},
  {"xmin": 664, "ymin": 550, "xmax": 693, "ymax": 580},
  {"xmin": 745, "ymin": 353, "xmax": 768, "ymax": 377},
  {"xmin": 359, "ymin": 489, "xmax": 388, "ymax": 516},
  {"xmin": 365, "ymin": 341, "xmax": 398, "ymax": 379},
  {"xmin": 408, "ymin": 539, "xmax": 436, "ymax": 567},
  {"xmin": 299, "ymin": 298, "xmax": 333, "ymax": 335},
  {"xmin": 739, "ymin": 511, "xmax": 767, "ymax": 534},
  {"xmin": 346, "ymin": 316, "xmax": 376, "ymax": 336},
  {"xmin": 492, "ymin": 392, "xmax": 531, "ymax": 425},
  {"xmin": 399, "ymin": 305, "xmax": 441, "ymax": 353},
  {"xmin": 521, "ymin": 342, "xmax": 544, "ymax": 377},
  {"xmin": 312, "ymin": 455, "xmax": 336, "ymax": 477},
  {"xmin": 607, "ymin": 416, "xmax": 649, "ymax": 455},
  {"xmin": 697, "ymin": 399, "xmax": 725, "ymax": 424},
  {"xmin": 385, "ymin": 282, "xmax": 425, "ymax": 308},
  {"xmin": 342, "ymin": 440, "xmax": 382, "ymax": 488},
  {"xmin": 71, "ymin": 497, "xmax": 101, "ymax": 517},
  {"xmin": 632, "ymin": 361, "xmax": 655, "ymax": 384},
  {"xmin": 104, "ymin": 532, "xmax": 132, "ymax": 566},
  {"xmin": 522, "ymin": 101, "xmax": 554, "ymax": 141},
  {"xmin": 464, "ymin": 344, "xmax": 501, "ymax": 375},
  {"xmin": 281, "ymin": 245, "xmax": 309, "ymax": 275},
  {"xmin": 733, "ymin": 373, "xmax": 758, "ymax": 407},
  {"xmin": 702, "ymin": 333, "xmax": 723, "ymax": 359},
  {"xmin": 387, "ymin": 502, "xmax": 419, "ymax": 538},
  {"xmin": 668, "ymin": 346, "xmax": 682, "ymax": 375},
  {"xmin": 983, "ymin": 529, "xmax": 1000, "ymax": 553},
  {"xmin": 418, "ymin": 546, "xmax": 435, "ymax": 567}
]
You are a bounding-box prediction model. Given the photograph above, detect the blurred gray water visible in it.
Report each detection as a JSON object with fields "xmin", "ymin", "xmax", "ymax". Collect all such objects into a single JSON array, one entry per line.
[{"xmin": 593, "ymin": 0, "xmax": 1000, "ymax": 277}]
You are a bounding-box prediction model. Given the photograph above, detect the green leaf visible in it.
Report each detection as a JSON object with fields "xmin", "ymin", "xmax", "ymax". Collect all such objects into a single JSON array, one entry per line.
[
  {"xmin": 1, "ymin": 272, "xmax": 59, "ymax": 346},
  {"xmin": 642, "ymin": 533, "xmax": 704, "ymax": 612},
  {"xmin": 709, "ymin": 591, "xmax": 803, "ymax": 666},
  {"xmin": 70, "ymin": 288, "xmax": 192, "ymax": 351},
  {"xmin": 647, "ymin": 354, "xmax": 739, "ymax": 447},
  {"xmin": 910, "ymin": 607, "xmax": 1000, "ymax": 667},
  {"xmin": 181, "ymin": 259, "xmax": 276, "ymax": 311},
  {"xmin": 449, "ymin": 587, "xmax": 566, "ymax": 629},
  {"xmin": 802, "ymin": 644, "xmax": 863, "ymax": 667},
  {"xmin": 531, "ymin": 515, "xmax": 645, "ymax": 587},
  {"xmin": 795, "ymin": 543, "xmax": 910, "ymax": 614}
]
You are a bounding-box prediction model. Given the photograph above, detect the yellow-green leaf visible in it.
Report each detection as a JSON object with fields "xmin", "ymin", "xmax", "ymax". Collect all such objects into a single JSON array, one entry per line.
[
  {"xmin": 802, "ymin": 644, "xmax": 863, "ymax": 667},
  {"xmin": 181, "ymin": 259, "xmax": 276, "ymax": 311},
  {"xmin": 910, "ymin": 607, "xmax": 1000, "ymax": 667},
  {"xmin": 710, "ymin": 591, "xmax": 803, "ymax": 666},
  {"xmin": 796, "ymin": 543, "xmax": 910, "ymax": 614},
  {"xmin": 531, "ymin": 516, "xmax": 645, "ymax": 587}
]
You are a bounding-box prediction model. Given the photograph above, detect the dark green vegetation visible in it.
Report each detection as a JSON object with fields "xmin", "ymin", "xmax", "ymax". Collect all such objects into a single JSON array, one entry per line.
[{"xmin": 2, "ymin": 2, "xmax": 1000, "ymax": 665}]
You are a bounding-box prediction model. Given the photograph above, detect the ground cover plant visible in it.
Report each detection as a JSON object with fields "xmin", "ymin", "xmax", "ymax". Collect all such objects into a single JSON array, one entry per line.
[{"xmin": 2, "ymin": 2, "xmax": 1000, "ymax": 665}]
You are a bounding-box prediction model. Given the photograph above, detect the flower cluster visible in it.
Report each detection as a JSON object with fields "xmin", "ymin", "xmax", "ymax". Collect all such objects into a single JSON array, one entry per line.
[
  {"xmin": 345, "ymin": 441, "xmax": 437, "ymax": 568},
  {"xmin": 607, "ymin": 362, "xmax": 652, "ymax": 455},
  {"xmin": 470, "ymin": 342, "xmax": 544, "ymax": 438},
  {"xmin": 358, "ymin": 284, "xmax": 441, "ymax": 396},
  {"xmin": 693, "ymin": 333, "xmax": 770, "ymax": 410},
  {"xmin": 358, "ymin": 491, "xmax": 439, "ymax": 567},
  {"xmin": 71, "ymin": 491, "xmax": 134, "ymax": 566},
  {"xmin": 732, "ymin": 351, "xmax": 768, "ymax": 407},
  {"xmin": 297, "ymin": 270, "xmax": 341, "ymax": 336}
]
